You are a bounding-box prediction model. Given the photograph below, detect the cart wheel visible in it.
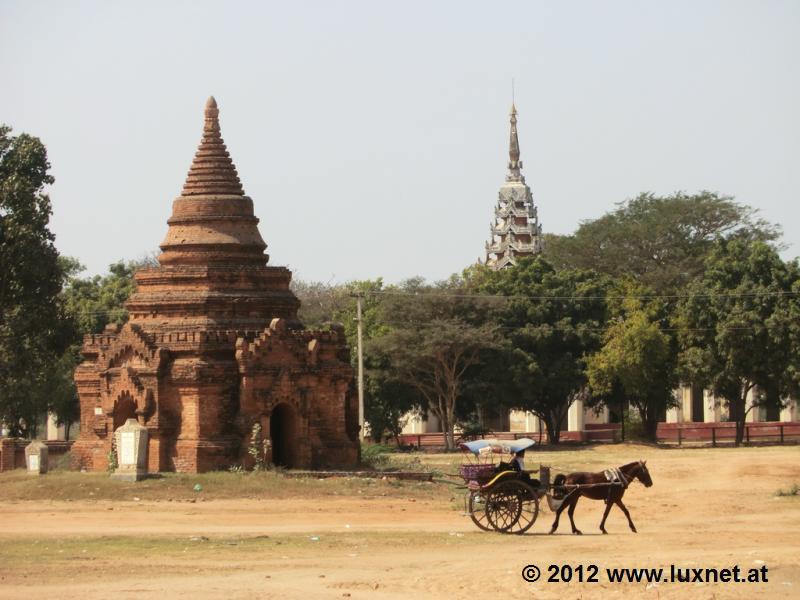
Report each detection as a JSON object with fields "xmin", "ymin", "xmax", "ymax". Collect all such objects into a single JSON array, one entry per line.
[
  {"xmin": 506, "ymin": 482, "xmax": 539, "ymax": 535},
  {"xmin": 468, "ymin": 491, "xmax": 493, "ymax": 532},
  {"xmin": 485, "ymin": 480, "xmax": 524, "ymax": 533}
]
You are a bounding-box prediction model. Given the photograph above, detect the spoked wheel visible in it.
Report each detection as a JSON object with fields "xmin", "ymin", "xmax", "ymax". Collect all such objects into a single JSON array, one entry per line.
[
  {"xmin": 468, "ymin": 490, "xmax": 492, "ymax": 532},
  {"xmin": 506, "ymin": 482, "xmax": 539, "ymax": 534},
  {"xmin": 485, "ymin": 480, "xmax": 524, "ymax": 532},
  {"xmin": 486, "ymin": 480, "xmax": 539, "ymax": 534}
]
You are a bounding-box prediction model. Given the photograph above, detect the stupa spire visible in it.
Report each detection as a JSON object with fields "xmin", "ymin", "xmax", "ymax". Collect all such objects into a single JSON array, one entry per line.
[
  {"xmin": 157, "ymin": 97, "xmax": 267, "ymax": 267},
  {"xmin": 485, "ymin": 102, "xmax": 542, "ymax": 269},
  {"xmin": 181, "ymin": 96, "xmax": 245, "ymax": 196},
  {"xmin": 507, "ymin": 103, "xmax": 523, "ymax": 182}
]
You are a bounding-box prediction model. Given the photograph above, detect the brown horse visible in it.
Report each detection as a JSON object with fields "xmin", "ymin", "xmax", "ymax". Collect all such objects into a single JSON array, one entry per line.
[{"xmin": 549, "ymin": 460, "xmax": 653, "ymax": 535}]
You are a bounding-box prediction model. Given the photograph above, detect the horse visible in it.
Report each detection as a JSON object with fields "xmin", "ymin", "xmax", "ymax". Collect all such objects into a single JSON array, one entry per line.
[{"xmin": 549, "ymin": 460, "xmax": 653, "ymax": 535}]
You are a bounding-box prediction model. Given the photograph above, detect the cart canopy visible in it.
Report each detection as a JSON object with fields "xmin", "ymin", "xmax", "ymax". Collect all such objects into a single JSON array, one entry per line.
[{"xmin": 460, "ymin": 438, "xmax": 536, "ymax": 456}]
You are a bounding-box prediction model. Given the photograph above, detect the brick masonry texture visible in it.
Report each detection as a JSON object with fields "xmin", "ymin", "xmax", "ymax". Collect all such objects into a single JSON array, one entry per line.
[{"xmin": 71, "ymin": 98, "xmax": 360, "ymax": 473}]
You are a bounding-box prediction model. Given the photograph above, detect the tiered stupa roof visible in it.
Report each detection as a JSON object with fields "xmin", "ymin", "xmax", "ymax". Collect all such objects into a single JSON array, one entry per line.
[
  {"xmin": 158, "ymin": 96, "xmax": 267, "ymax": 267},
  {"xmin": 485, "ymin": 104, "xmax": 542, "ymax": 270},
  {"xmin": 126, "ymin": 97, "xmax": 299, "ymax": 330},
  {"xmin": 180, "ymin": 97, "xmax": 245, "ymax": 197}
]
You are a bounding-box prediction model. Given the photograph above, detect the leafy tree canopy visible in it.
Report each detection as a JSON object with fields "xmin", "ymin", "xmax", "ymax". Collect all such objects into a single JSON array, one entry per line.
[
  {"xmin": 544, "ymin": 191, "xmax": 780, "ymax": 293},
  {"xmin": 367, "ymin": 278, "xmax": 503, "ymax": 449},
  {"xmin": 474, "ymin": 257, "xmax": 611, "ymax": 443},
  {"xmin": 61, "ymin": 258, "xmax": 155, "ymax": 335},
  {"xmin": 0, "ymin": 125, "xmax": 74, "ymax": 436},
  {"xmin": 675, "ymin": 239, "xmax": 800, "ymax": 445},
  {"xmin": 587, "ymin": 281, "xmax": 678, "ymax": 440}
]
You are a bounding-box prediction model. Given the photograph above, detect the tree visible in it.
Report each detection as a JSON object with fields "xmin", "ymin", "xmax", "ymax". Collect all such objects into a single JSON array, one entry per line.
[
  {"xmin": 293, "ymin": 277, "xmax": 417, "ymax": 443},
  {"xmin": 0, "ymin": 125, "xmax": 74, "ymax": 437},
  {"xmin": 362, "ymin": 366, "xmax": 418, "ymax": 444},
  {"xmin": 544, "ymin": 191, "xmax": 780, "ymax": 293},
  {"xmin": 61, "ymin": 259, "xmax": 147, "ymax": 334},
  {"xmin": 675, "ymin": 240, "xmax": 800, "ymax": 446},
  {"xmin": 367, "ymin": 279, "xmax": 503, "ymax": 450},
  {"xmin": 291, "ymin": 278, "xmax": 351, "ymax": 328},
  {"xmin": 475, "ymin": 258, "xmax": 610, "ymax": 444},
  {"xmin": 587, "ymin": 286, "xmax": 678, "ymax": 441}
]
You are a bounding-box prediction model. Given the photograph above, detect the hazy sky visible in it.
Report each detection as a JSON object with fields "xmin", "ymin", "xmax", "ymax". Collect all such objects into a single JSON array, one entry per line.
[{"xmin": 2, "ymin": 1, "xmax": 798, "ymax": 283}]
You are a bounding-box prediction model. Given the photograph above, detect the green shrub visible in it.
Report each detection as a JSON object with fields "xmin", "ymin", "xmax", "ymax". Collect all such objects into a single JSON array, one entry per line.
[
  {"xmin": 361, "ymin": 443, "xmax": 392, "ymax": 469},
  {"xmin": 107, "ymin": 437, "xmax": 118, "ymax": 473},
  {"xmin": 622, "ymin": 410, "xmax": 648, "ymax": 442},
  {"xmin": 50, "ymin": 451, "xmax": 73, "ymax": 471},
  {"xmin": 248, "ymin": 423, "xmax": 268, "ymax": 471}
]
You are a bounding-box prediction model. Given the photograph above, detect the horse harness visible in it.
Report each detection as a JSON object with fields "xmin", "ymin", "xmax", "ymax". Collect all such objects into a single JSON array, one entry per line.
[
  {"xmin": 551, "ymin": 462, "xmax": 646, "ymax": 506},
  {"xmin": 603, "ymin": 467, "xmax": 629, "ymax": 489},
  {"xmin": 602, "ymin": 461, "xmax": 644, "ymax": 502}
]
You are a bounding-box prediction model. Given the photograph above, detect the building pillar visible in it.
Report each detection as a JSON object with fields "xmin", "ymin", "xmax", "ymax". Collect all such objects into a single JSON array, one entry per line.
[
  {"xmin": 680, "ymin": 384, "xmax": 692, "ymax": 422},
  {"xmin": 568, "ymin": 399, "xmax": 585, "ymax": 433},
  {"xmin": 665, "ymin": 407, "xmax": 680, "ymax": 423},
  {"xmin": 745, "ymin": 387, "xmax": 760, "ymax": 423},
  {"xmin": 46, "ymin": 413, "xmax": 66, "ymax": 441},
  {"xmin": 401, "ymin": 412, "xmax": 422, "ymax": 435},
  {"xmin": 666, "ymin": 388, "xmax": 683, "ymax": 423},
  {"xmin": 780, "ymin": 398, "xmax": 797, "ymax": 422},
  {"xmin": 508, "ymin": 410, "xmax": 527, "ymax": 433},
  {"xmin": 703, "ymin": 389, "xmax": 721, "ymax": 423},
  {"xmin": 527, "ymin": 412, "xmax": 541, "ymax": 433},
  {"xmin": 426, "ymin": 412, "xmax": 440, "ymax": 434}
]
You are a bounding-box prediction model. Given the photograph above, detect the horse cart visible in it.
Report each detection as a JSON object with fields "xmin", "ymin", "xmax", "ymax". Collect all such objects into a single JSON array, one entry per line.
[
  {"xmin": 459, "ymin": 438, "xmax": 560, "ymax": 534},
  {"xmin": 458, "ymin": 438, "xmax": 653, "ymax": 535}
]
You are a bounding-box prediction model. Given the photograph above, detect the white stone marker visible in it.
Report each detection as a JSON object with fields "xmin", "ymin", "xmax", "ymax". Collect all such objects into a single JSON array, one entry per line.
[
  {"xmin": 25, "ymin": 440, "xmax": 48, "ymax": 475},
  {"xmin": 111, "ymin": 418, "xmax": 148, "ymax": 481}
]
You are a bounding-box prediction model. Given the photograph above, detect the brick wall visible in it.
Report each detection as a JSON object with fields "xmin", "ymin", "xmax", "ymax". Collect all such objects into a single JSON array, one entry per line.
[{"xmin": 0, "ymin": 439, "xmax": 74, "ymax": 472}]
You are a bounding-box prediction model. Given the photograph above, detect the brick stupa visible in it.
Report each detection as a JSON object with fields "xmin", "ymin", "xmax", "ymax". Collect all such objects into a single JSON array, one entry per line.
[{"xmin": 72, "ymin": 98, "xmax": 360, "ymax": 472}]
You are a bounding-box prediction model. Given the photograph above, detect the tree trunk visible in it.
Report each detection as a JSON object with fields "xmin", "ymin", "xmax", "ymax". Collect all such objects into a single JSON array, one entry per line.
[
  {"xmin": 441, "ymin": 410, "xmax": 454, "ymax": 451},
  {"xmin": 637, "ymin": 403, "xmax": 658, "ymax": 442},
  {"xmin": 734, "ymin": 419, "xmax": 745, "ymax": 447},
  {"xmin": 643, "ymin": 416, "xmax": 658, "ymax": 442},
  {"xmin": 545, "ymin": 415, "xmax": 560, "ymax": 445},
  {"xmin": 731, "ymin": 384, "xmax": 751, "ymax": 447}
]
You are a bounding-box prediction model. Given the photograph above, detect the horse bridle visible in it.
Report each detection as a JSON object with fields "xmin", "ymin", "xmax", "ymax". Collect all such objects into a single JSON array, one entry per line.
[
  {"xmin": 618, "ymin": 461, "xmax": 647, "ymax": 488},
  {"xmin": 631, "ymin": 460, "xmax": 647, "ymax": 484}
]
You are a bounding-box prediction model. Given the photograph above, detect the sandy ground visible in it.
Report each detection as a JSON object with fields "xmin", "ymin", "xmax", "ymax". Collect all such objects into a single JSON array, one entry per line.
[{"xmin": 1, "ymin": 444, "xmax": 799, "ymax": 599}]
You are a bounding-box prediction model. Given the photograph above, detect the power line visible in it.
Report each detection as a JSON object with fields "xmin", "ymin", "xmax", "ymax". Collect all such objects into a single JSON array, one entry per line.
[{"xmin": 364, "ymin": 289, "xmax": 800, "ymax": 301}]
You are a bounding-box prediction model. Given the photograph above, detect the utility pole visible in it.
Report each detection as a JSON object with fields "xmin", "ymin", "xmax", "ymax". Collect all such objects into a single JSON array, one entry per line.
[{"xmin": 351, "ymin": 291, "xmax": 365, "ymax": 441}]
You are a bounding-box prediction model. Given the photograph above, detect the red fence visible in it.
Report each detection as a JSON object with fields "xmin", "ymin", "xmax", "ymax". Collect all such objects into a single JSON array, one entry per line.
[
  {"xmin": 396, "ymin": 421, "xmax": 800, "ymax": 450},
  {"xmin": 657, "ymin": 421, "xmax": 800, "ymax": 446},
  {"xmin": 397, "ymin": 424, "xmax": 622, "ymax": 449}
]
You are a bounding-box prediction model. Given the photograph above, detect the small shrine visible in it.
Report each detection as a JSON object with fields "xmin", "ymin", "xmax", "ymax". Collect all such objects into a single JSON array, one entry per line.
[{"xmin": 72, "ymin": 98, "xmax": 360, "ymax": 473}]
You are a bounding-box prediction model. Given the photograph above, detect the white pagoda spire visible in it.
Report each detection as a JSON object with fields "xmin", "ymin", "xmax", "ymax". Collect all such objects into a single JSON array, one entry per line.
[{"xmin": 485, "ymin": 103, "xmax": 543, "ymax": 270}]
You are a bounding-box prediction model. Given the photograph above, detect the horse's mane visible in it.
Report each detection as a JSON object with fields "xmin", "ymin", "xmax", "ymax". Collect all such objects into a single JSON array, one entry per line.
[{"xmin": 620, "ymin": 461, "xmax": 642, "ymax": 470}]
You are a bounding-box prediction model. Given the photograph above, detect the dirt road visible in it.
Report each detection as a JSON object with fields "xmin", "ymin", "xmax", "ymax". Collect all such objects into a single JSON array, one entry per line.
[{"xmin": 1, "ymin": 444, "xmax": 798, "ymax": 599}]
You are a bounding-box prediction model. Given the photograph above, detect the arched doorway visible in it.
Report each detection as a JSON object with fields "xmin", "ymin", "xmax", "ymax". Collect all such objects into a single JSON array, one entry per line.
[
  {"xmin": 270, "ymin": 403, "xmax": 297, "ymax": 468},
  {"xmin": 114, "ymin": 391, "xmax": 138, "ymax": 431}
]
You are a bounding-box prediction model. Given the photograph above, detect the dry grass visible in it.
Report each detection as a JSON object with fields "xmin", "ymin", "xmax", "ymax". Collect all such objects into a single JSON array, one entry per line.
[
  {"xmin": 0, "ymin": 441, "xmax": 789, "ymax": 504},
  {"xmin": 0, "ymin": 469, "xmax": 450, "ymax": 502}
]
